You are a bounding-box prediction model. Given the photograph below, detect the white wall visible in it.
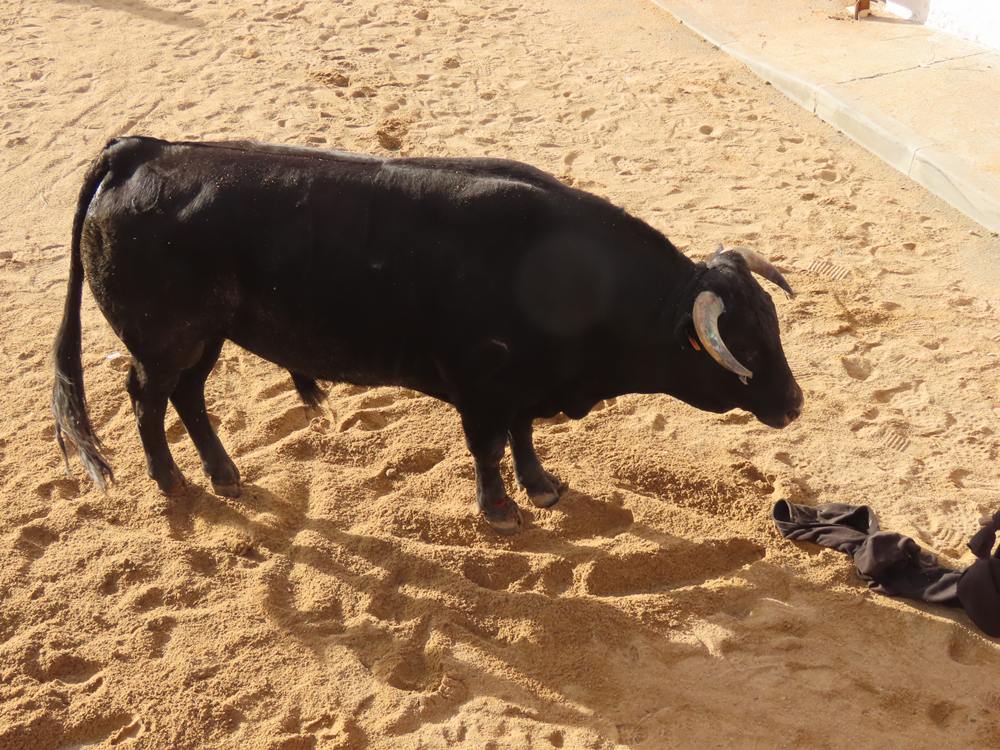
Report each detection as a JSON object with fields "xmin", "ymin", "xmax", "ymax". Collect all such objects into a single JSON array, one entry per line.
[
  {"xmin": 884, "ymin": 1, "xmax": 930, "ymax": 22},
  {"xmin": 885, "ymin": 0, "xmax": 1000, "ymax": 51}
]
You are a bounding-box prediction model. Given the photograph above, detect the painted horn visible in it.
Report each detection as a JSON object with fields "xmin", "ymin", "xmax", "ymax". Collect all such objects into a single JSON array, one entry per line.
[
  {"xmin": 711, "ymin": 245, "xmax": 794, "ymax": 298},
  {"xmin": 692, "ymin": 290, "xmax": 753, "ymax": 381}
]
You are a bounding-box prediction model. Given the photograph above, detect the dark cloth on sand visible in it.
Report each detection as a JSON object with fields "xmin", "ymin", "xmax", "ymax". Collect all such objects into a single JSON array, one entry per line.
[{"xmin": 773, "ymin": 501, "xmax": 1000, "ymax": 637}]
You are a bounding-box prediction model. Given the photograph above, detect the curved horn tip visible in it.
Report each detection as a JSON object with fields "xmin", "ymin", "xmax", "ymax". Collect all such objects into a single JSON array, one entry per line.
[
  {"xmin": 691, "ymin": 290, "xmax": 753, "ymax": 380},
  {"xmin": 729, "ymin": 247, "xmax": 795, "ymax": 299}
]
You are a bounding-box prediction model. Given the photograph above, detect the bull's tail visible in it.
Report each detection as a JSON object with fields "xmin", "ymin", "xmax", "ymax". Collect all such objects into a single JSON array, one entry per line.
[
  {"xmin": 52, "ymin": 143, "xmax": 116, "ymax": 489},
  {"xmin": 290, "ymin": 371, "xmax": 327, "ymax": 410}
]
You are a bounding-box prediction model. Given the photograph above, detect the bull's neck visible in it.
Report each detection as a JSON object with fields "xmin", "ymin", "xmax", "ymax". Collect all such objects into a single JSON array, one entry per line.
[{"xmin": 609, "ymin": 233, "xmax": 700, "ymax": 397}]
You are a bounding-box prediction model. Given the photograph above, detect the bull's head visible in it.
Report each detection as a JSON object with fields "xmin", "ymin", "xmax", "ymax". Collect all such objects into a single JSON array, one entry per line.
[{"xmin": 670, "ymin": 245, "xmax": 802, "ymax": 428}]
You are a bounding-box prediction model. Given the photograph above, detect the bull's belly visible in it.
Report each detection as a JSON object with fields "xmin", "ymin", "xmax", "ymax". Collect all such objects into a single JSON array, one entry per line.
[{"xmin": 227, "ymin": 314, "xmax": 453, "ymax": 402}]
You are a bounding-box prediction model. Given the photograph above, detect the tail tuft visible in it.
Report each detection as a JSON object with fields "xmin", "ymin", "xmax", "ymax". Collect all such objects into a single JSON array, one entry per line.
[
  {"xmin": 53, "ymin": 371, "xmax": 114, "ymax": 489},
  {"xmin": 51, "ymin": 143, "xmax": 116, "ymax": 490},
  {"xmin": 290, "ymin": 371, "xmax": 327, "ymax": 410}
]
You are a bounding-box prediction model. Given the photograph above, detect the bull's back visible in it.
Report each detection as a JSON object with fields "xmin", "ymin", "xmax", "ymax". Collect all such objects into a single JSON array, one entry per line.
[{"xmin": 80, "ymin": 137, "xmax": 568, "ymax": 386}]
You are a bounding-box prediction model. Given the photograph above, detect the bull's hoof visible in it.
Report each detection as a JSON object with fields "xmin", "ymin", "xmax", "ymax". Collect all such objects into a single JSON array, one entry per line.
[
  {"xmin": 480, "ymin": 496, "xmax": 524, "ymax": 535},
  {"xmin": 522, "ymin": 472, "xmax": 568, "ymax": 509},
  {"xmin": 156, "ymin": 466, "xmax": 187, "ymax": 497},
  {"xmin": 528, "ymin": 490, "xmax": 561, "ymax": 509},
  {"xmin": 212, "ymin": 481, "xmax": 242, "ymax": 499}
]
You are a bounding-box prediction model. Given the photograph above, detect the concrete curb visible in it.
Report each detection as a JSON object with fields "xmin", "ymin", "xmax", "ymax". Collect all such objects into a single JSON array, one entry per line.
[{"xmin": 650, "ymin": 0, "xmax": 1000, "ymax": 235}]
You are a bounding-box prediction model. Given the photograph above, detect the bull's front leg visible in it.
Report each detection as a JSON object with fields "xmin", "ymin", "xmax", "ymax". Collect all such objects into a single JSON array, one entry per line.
[
  {"xmin": 460, "ymin": 409, "xmax": 523, "ymax": 535},
  {"xmin": 509, "ymin": 416, "xmax": 567, "ymax": 508}
]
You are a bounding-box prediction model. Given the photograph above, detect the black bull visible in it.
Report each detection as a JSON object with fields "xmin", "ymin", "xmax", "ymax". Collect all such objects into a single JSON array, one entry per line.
[{"xmin": 53, "ymin": 137, "xmax": 803, "ymax": 534}]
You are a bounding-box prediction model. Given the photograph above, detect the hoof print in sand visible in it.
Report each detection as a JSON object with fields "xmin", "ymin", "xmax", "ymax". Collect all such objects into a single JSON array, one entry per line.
[
  {"xmin": 460, "ymin": 551, "xmax": 531, "ymax": 591},
  {"xmin": 15, "ymin": 524, "xmax": 58, "ymax": 561}
]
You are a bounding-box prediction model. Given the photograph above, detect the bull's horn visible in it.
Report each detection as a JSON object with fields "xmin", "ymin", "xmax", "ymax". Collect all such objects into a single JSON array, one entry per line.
[
  {"xmin": 711, "ymin": 245, "xmax": 794, "ymax": 298},
  {"xmin": 692, "ymin": 290, "xmax": 753, "ymax": 381}
]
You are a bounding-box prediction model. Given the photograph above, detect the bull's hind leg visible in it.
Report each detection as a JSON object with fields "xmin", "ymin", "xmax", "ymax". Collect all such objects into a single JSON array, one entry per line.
[
  {"xmin": 169, "ymin": 339, "xmax": 241, "ymax": 497},
  {"xmin": 460, "ymin": 409, "xmax": 522, "ymax": 535},
  {"xmin": 126, "ymin": 360, "xmax": 185, "ymax": 496},
  {"xmin": 509, "ymin": 415, "xmax": 567, "ymax": 509}
]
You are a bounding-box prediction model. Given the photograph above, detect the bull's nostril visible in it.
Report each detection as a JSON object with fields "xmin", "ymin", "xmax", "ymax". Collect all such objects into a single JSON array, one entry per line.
[{"xmin": 787, "ymin": 406, "xmax": 801, "ymax": 422}]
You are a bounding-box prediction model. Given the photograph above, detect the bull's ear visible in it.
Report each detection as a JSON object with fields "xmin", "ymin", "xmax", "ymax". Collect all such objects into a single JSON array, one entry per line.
[{"xmin": 702, "ymin": 243, "xmax": 725, "ymax": 264}]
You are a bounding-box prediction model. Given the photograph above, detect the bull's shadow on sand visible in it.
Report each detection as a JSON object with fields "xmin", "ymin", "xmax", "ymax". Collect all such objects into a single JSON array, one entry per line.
[
  {"xmin": 162, "ymin": 483, "xmax": 704, "ymax": 740},
  {"xmin": 54, "ymin": 0, "xmax": 204, "ymax": 28},
  {"xmin": 161, "ymin": 479, "xmax": 999, "ymax": 745}
]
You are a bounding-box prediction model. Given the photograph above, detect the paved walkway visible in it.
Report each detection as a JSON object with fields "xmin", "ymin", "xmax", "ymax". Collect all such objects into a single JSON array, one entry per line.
[{"xmin": 651, "ymin": 0, "xmax": 1000, "ymax": 234}]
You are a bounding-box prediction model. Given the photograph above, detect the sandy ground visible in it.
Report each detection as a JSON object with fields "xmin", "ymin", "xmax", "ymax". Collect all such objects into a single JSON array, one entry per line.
[{"xmin": 2, "ymin": 0, "xmax": 1000, "ymax": 748}]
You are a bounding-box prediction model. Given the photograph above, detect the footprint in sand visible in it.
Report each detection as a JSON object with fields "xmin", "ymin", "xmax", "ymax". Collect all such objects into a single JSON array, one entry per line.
[
  {"xmin": 521, "ymin": 557, "xmax": 574, "ymax": 596},
  {"xmin": 69, "ymin": 713, "xmax": 144, "ymax": 748},
  {"xmin": 99, "ymin": 559, "xmax": 156, "ymax": 597},
  {"xmin": 909, "ymin": 495, "xmax": 976, "ymax": 557},
  {"xmin": 378, "ymin": 650, "xmax": 444, "ymax": 698},
  {"xmin": 926, "ymin": 700, "xmax": 961, "ymax": 728},
  {"xmin": 840, "ymin": 355, "xmax": 872, "ymax": 381},
  {"xmin": 37, "ymin": 652, "xmax": 102, "ymax": 685},
  {"xmin": 805, "ymin": 258, "xmax": 850, "ymax": 281},
  {"xmin": 919, "ymin": 418, "xmax": 996, "ymax": 496},
  {"xmin": 871, "ymin": 382, "xmax": 915, "ymax": 404},
  {"xmin": 33, "ymin": 477, "xmax": 80, "ymax": 501},
  {"xmin": 184, "ymin": 547, "xmax": 220, "ymax": 577},
  {"xmin": 339, "ymin": 407, "xmax": 401, "ymax": 432},
  {"xmin": 459, "ymin": 550, "xmax": 531, "ymax": 591},
  {"xmin": 344, "ymin": 625, "xmax": 462, "ymax": 727},
  {"xmin": 130, "ymin": 586, "xmax": 165, "ymax": 613},
  {"xmin": 946, "ymin": 627, "xmax": 992, "ymax": 666},
  {"xmin": 848, "ymin": 406, "xmax": 879, "ymax": 433},
  {"xmin": 876, "ymin": 425, "xmax": 910, "ymax": 453},
  {"xmin": 15, "ymin": 523, "xmax": 58, "ymax": 561},
  {"xmin": 887, "ymin": 384, "xmax": 953, "ymax": 437}
]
